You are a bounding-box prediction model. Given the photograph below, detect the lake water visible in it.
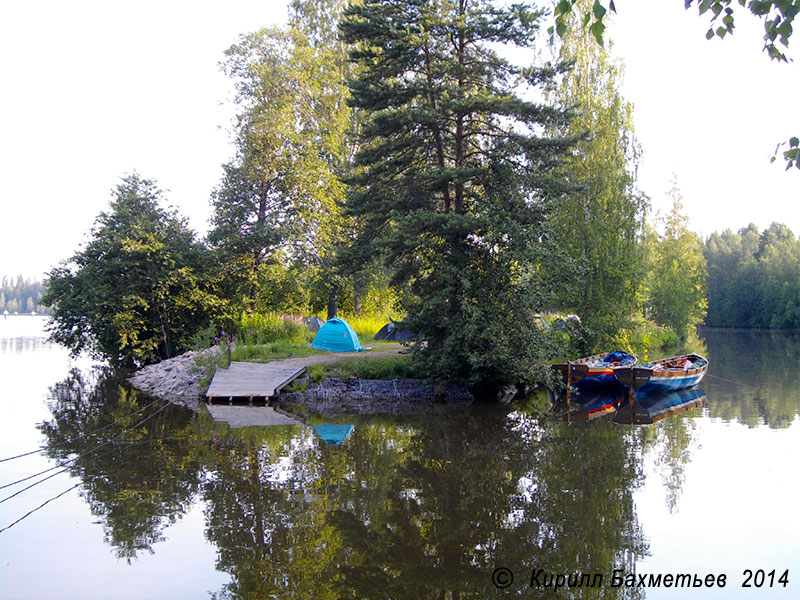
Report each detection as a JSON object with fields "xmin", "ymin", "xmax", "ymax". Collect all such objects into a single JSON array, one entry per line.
[{"xmin": 1, "ymin": 317, "xmax": 798, "ymax": 599}]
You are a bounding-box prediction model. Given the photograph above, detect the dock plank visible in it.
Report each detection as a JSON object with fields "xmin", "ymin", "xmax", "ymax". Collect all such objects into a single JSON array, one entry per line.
[{"xmin": 206, "ymin": 361, "xmax": 306, "ymax": 398}]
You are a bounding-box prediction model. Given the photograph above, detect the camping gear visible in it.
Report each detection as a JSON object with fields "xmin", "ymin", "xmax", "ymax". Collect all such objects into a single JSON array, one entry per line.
[
  {"xmin": 303, "ymin": 316, "xmax": 325, "ymax": 332},
  {"xmin": 551, "ymin": 351, "xmax": 637, "ymax": 392},
  {"xmin": 373, "ymin": 320, "xmax": 418, "ymax": 342},
  {"xmin": 311, "ymin": 317, "xmax": 364, "ymax": 352}
]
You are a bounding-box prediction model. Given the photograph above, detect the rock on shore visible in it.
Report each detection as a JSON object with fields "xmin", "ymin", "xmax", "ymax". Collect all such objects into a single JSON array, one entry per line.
[{"xmin": 128, "ymin": 350, "xmax": 208, "ymax": 410}]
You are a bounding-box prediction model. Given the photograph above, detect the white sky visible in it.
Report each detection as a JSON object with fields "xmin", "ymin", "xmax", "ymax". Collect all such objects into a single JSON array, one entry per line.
[{"xmin": 1, "ymin": 0, "xmax": 798, "ymax": 280}]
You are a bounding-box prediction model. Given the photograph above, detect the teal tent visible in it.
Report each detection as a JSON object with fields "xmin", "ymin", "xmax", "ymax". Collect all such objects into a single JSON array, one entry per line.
[{"xmin": 311, "ymin": 317, "xmax": 364, "ymax": 352}]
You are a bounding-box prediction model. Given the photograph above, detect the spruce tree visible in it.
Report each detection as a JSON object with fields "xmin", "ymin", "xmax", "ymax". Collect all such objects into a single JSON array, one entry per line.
[{"xmin": 341, "ymin": 0, "xmax": 577, "ymax": 386}]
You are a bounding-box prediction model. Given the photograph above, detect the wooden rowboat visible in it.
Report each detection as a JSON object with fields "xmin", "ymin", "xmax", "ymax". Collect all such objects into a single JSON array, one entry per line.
[
  {"xmin": 551, "ymin": 351, "xmax": 637, "ymax": 392},
  {"xmin": 613, "ymin": 353, "xmax": 708, "ymax": 394}
]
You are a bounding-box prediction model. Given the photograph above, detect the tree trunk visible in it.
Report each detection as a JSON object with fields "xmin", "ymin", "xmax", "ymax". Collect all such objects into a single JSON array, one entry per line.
[
  {"xmin": 327, "ymin": 286, "xmax": 338, "ymax": 320},
  {"xmin": 353, "ymin": 283, "xmax": 361, "ymax": 316}
]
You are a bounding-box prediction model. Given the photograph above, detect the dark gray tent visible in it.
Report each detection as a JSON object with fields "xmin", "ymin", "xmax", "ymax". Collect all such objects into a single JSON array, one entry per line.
[
  {"xmin": 303, "ymin": 316, "xmax": 325, "ymax": 332},
  {"xmin": 374, "ymin": 320, "xmax": 419, "ymax": 342}
]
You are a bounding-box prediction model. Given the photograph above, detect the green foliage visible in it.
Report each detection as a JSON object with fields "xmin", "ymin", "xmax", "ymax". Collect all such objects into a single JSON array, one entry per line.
[
  {"xmin": 42, "ymin": 174, "xmax": 227, "ymax": 366},
  {"xmin": 321, "ymin": 355, "xmax": 418, "ymax": 380},
  {"xmin": 209, "ymin": 4, "xmax": 353, "ymax": 315},
  {"xmin": 546, "ymin": 0, "xmax": 648, "ymax": 349},
  {"xmin": 341, "ymin": 0, "xmax": 577, "ymax": 385},
  {"xmin": 705, "ymin": 222, "xmax": 800, "ymax": 327},
  {"xmin": 236, "ymin": 312, "xmax": 312, "ymax": 345},
  {"xmin": 644, "ymin": 182, "xmax": 708, "ymax": 342},
  {"xmin": 341, "ymin": 314, "xmax": 388, "ymax": 341},
  {"xmin": 308, "ymin": 363, "xmax": 325, "ymax": 383},
  {"xmin": 609, "ymin": 314, "xmax": 681, "ymax": 360},
  {"xmin": 229, "ymin": 342, "xmax": 322, "ymax": 363},
  {"xmin": 551, "ymin": 0, "xmax": 799, "ymax": 170}
]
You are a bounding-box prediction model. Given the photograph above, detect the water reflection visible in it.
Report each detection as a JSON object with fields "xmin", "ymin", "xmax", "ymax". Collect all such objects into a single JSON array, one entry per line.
[
  {"xmin": 13, "ymin": 324, "xmax": 799, "ymax": 597},
  {"xmin": 40, "ymin": 367, "xmax": 206, "ymax": 560},
  {"xmin": 201, "ymin": 410, "xmax": 650, "ymax": 599},
  {"xmin": 699, "ymin": 328, "xmax": 800, "ymax": 427},
  {"xmin": 40, "ymin": 365, "xmax": 656, "ymax": 597},
  {"xmin": 614, "ymin": 388, "xmax": 706, "ymax": 425}
]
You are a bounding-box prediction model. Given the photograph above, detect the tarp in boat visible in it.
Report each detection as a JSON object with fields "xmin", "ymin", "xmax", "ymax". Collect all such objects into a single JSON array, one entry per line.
[
  {"xmin": 373, "ymin": 320, "xmax": 419, "ymax": 342},
  {"xmin": 313, "ymin": 424, "xmax": 354, "ymax": 445},
  {"xmin": 303, "ymin": 316, "xmax": 325, "ymax": 332},
  {"xmin": 311, "ymin": 317, "xmax": 364, "ymax": 352}
]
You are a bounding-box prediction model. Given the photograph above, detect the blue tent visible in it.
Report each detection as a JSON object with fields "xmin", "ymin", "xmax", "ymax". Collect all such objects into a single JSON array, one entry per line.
[
  {"xmin": 313, "ymin": 424, "xmax": 354, "ymax": 445},
  {"xmin": 311, "ymin": 317, "xmax": 364, "ymax": 352}
]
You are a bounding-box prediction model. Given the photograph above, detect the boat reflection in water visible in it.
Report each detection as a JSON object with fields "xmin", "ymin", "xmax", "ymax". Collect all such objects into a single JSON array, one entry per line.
[
  {"xmin": 548, "ymin": 387, "xmax": 624, "ymax": 422},
  {"xmin": 548, "ymin": 386, "xmax": 706, "ymax": 425},
  {"xmin": 614, "ymin": 387, "xmax": 706, "ymax": 425}
]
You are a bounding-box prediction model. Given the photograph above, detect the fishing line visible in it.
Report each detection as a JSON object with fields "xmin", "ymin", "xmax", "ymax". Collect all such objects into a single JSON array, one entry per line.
[
  {"xmin": 703, "ymin": 372, "xmax": 767, "ymax": 393},
  {"xmin": 0, "ymin": 482, "xmax": 83, "ymax": 534},
  {"xmin": 0, "ymin": 397, "xmax": 165, "ymax": 463},
  {"xmin": 0, "ymin": 402, "xmax": 171, "ymax": 495}
]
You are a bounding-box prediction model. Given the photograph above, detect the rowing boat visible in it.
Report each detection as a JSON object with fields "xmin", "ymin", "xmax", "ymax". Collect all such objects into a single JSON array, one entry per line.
[
  {"xmin": 551, "ymin": 351, "xmax": 637, "ymax": 391},
  {"xmin": 613, "ymin": 353, "xmax": 708, "ymax": 394}
]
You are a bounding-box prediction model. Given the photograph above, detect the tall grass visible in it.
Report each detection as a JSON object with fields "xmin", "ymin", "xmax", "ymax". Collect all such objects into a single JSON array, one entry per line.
[
  {"xmin": 343, "ymin": 315, "xmax": 391, "ymax": 341},
  {"xmin": 236, "ymin": 312, "xmax": 313, "ymax": 345},
  {"xmin": 321, "ymin": 354, "xmax": 419, "ymax": 379}
]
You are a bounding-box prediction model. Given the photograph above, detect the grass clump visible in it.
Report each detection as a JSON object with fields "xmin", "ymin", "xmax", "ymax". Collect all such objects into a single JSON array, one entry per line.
[
  {"xmin": 322, "ymin": 354, "xmax": 419, "ymax": 380},
  {"xmin": 231, "ymin": 342, "xmax": 324, "ymax": 363},
  {"xmin": 237, "ymin": 312, "xmax": 312, "ymax": 345},
  {"xmin": 194, "ymin": 347, "xmax": 230, "ymax": 393}
]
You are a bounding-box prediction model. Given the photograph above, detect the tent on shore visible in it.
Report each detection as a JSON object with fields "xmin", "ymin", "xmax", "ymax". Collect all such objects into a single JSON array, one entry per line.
[
  {"xmin": 373, "ymin": 320, "xmax": 419, "ymax": 342},
  {"xmin": 311, "ymin": 317, "xmax": 364, "ymax": 352}
]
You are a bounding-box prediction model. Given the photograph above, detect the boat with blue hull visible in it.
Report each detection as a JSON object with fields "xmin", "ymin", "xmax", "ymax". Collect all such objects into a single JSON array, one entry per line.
[
  {"xmin": 613, "ymin": 353, "xmax": 708, "ymax": 395},
  {"xmin": 614, "ymin": 386, "xmax": 706, "ymax": 425},
  {"xmin": 551, "ymin": 351, "xmax": 637, "ymax": 392}
]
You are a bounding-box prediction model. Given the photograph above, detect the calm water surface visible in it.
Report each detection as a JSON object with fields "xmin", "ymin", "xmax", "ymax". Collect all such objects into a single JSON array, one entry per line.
[{"xmin": 1, "ymin": 317, "xmax": 798, "ymax": 599}]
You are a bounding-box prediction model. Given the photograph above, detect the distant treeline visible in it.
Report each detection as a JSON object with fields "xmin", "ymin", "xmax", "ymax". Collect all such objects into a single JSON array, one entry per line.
[
  {"xmin": 1, "ymin": 276, "xmax": 51, "ymax": 315},
  {"xmin": 705, "ymin": 223, "xmax": 800, "ymax": 328}
]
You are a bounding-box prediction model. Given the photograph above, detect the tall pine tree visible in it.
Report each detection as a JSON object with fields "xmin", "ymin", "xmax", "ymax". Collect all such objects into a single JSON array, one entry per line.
[{"xmin": 341, "ymin": 0, "xmax": 576, "ymax": 387}]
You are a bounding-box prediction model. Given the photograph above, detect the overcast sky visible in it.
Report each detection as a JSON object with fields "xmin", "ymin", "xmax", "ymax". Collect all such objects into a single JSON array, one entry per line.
[{"xmin": 1, "ymin": 0, "xmax": 797, "ymax": 280}]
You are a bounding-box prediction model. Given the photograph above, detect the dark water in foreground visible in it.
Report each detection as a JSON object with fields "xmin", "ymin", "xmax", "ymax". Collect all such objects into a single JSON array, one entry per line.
[{"xmin": 1, "ymin": 318, "xmax": 798, "ymax": 599}]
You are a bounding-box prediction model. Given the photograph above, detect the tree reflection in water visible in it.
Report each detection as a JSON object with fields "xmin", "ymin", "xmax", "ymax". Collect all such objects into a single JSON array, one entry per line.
[
  {"xmin": 40, "ymin": 367, "xmax": 206, "ymax": 561},
  {"xmin": 41, "ymin": 368, "xmax": 704, "ymax": 598},
  {"xmin": 204, "ymin": 408, "xmax": 651, "ymax": 600},
  {"xmin": 700, "ymin": 328, "xmax": 800, "ymax": 428}
]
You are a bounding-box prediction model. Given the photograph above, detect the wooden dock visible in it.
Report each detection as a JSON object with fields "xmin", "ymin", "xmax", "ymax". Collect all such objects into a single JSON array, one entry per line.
[{"xmin": 206, "ymin": 361, "xmax": 306, "ymax": 402}]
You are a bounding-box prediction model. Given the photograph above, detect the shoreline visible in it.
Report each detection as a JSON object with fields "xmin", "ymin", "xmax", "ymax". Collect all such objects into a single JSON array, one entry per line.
[{"xmin": 128, "ymin": 347, "xmax": 474, "ymax": 415}]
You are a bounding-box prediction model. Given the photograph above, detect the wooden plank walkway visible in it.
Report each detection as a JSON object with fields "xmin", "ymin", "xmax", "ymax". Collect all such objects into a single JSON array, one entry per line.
[{"xmin": 206, "ymin": 361, "xmax": 306, "ymax": 401}]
